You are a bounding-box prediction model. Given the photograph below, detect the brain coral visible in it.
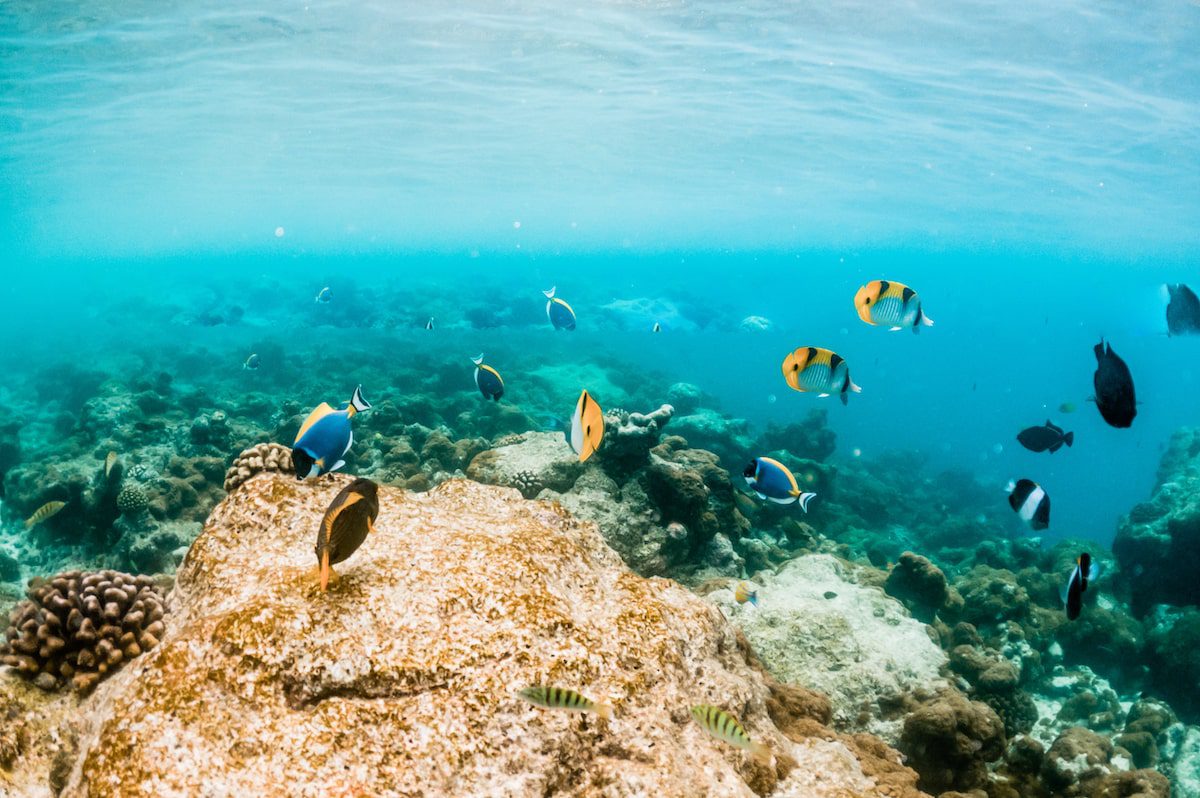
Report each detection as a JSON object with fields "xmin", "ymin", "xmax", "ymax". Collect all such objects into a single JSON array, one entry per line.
[
  {"xmin": 223, "ymin": 442, "xmax": 293, "ymax": 492},
  {"xmin": 0, "ymin": 569, "xmax": 165, "ymax": 694}
]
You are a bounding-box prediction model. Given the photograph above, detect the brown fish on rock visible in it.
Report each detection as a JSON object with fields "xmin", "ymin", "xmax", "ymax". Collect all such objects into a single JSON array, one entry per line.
[{"xmin": 314, "ymin": 478, "xmax": 379, "ymax": 591}]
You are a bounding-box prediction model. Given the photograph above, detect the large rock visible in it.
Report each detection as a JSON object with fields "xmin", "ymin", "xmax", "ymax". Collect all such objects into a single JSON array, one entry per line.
[
  {"xmin": 18, "ymin": 473, "xmax": 924, "ymax": 798},
  {"xmin": 710, "ymin": 554, "xmax": 949, "ymax": 743},
  {"xmin": 1113, "ymin": 427, "xmax": 1200, "ymax": 616}
]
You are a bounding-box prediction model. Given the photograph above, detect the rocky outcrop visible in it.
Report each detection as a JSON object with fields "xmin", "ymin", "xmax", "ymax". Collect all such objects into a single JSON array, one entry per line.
[
  {"xmin": 709, "ymin": 554, "xmax": 948, "ymax": 743},
  {"xmin": 1113, "ymin": 427, "xmax": 1200, "ymax": 616},
  {"xmin": 5, "ymin": 474, "xmax": 925, "ymax": 798}
]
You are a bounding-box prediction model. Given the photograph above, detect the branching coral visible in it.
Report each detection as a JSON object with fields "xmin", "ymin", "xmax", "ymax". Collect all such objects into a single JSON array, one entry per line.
[{"xmin": 0, "ymin": 569, "xmax": 166, "ymax": 693}]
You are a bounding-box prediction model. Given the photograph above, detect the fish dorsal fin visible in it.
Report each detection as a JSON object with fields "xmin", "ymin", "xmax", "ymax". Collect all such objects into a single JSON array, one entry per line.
[{"xmin": 296, "ymin": 402, "xmax": 335, "ymax": 443}]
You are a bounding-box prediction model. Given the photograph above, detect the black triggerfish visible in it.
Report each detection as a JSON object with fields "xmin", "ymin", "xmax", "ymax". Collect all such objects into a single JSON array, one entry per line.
[
  {"xmin": 1017, "ymin": 421, "xmax": 1074, "ymax": 453},
  {"xmin": 1063, "ymin": 552, "xmax": 1099, "ymax": 621},
  {"xmin": 1092, "ymin": 339, "xmax": 1136, "ymax": 428},
  {"xmin": 1006, "ymin": 478, "xmax": 1049, "ymax": 530},
  {"xmin": 1166, "ymin": 283, "xmax": 1200, "ymax": 336}
]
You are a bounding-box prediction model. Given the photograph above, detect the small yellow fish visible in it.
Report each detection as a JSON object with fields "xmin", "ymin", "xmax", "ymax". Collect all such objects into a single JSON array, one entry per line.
[
  {"xmin": 518, "ymin": 685, "xmax": 612, "ymax": 719},
  {"xmin": 691, "ymin": 704, "xmax": 771, "ymax": 763},
  {"xmin": 734, "ymin": 582, "xmax": 758, "ymax": 606},
  {"xmin": 25, "ymin": 501, "xmax": 66, "ymax": 530},
  {"xmin": 104, "ymin": 451, "xmax": 120, "ymax": 480}
]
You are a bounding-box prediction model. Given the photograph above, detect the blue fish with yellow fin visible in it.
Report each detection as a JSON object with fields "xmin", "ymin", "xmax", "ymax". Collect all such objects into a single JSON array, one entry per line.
[
  {"xmin": 543, "ymin": 286, "xmax": 577, "ymax": 331},
  {"xmin": 472, "ymin": 354, "xmax": 505, "ymax": 401},
  {"xmin": 292, "ymin": 385, "xmax": 371, "ymax": 479},
  {"xmin": 743, "ymin": 456, "xmax": 816, "ymax": 511}
]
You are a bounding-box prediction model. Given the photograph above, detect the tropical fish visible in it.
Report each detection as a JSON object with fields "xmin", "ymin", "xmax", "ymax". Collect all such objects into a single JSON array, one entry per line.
[
  {"xmin": 314, "ymin": 478, "xmax": 380, "ymax": 591},
  {"xmin": 472, "ymin": 354, "xmax": 504, "ymax": 401},
  {"xmin": 652, "ymin": 322, "xmax": 662, "ymax": 333},
  {"xmin": 743, "ymin": 457, "xmax": 816, "ymax": 511},
  {"xmin": 1092, "ymin": 339, "xmax": 1136, "ymax": 428},
  {"xmin": 292, "ymin": 385, "xmax": 372, "ymax": 479},
  {"xmin": 315, "ymin": 287, "xmax": 333, "ymax": 303},
  {"xmin": 690, "ymin": 704, "xmax": 771, "ymax": 763},
  {"xmin": 1058, "ymin": 402, "xmax": 1077, "ymax": 414},
  {"xmin": 781, "ymin": 346, "xmax": 861, "ymax": 405},
  {"xmin": 1016, "ymin": 421, "xmax": 1074, "ymax": 453},
  {"xmin": 243, "ymin": 353, "xmax": 260, "ymax": 370},
  {"xmin": 734, "ymin": 581, "xmax": 758, "ymax": 606},
  {"xmin": 1165, "ymin": 283, "xmax": 1200, "ymax": 336},
  {"xmin": 1006, "ymin": 478, "xmax": 1049, "ymax": 530},
  {"xmin": 568, "ymin": 389, "xmax": 604, "ymax": 462},
  {"xmin": 518, "ymin": 685, "xmax": 611, "ymax": 719},
  {"xmin": 425, "ymin": 317, "xmax": 435, "ymax": 331},
  {"xmin": 103, "ymin": 451, "xmax": 120, "ymax": 480},
  {"xmin": 1062, "ymin": 552, "xmax": 1100, "ymax": 621},
  {"xmin": 543, "ymin": 286, "xmax": 577, "ymax": 331},
  {"xmin": 853, "ymin": 280, "xmax": 934, "ymax": 333},
  {"xmin": 25, "ymin": 501, "xmax": 66, "ymax": 530}
]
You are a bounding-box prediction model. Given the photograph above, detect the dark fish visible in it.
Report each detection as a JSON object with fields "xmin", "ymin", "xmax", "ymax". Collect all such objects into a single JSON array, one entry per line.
[
  {"xmin": 1166, "ymin": 283, "xmax": 1200, "ymax": 336},
  {"xmin": 425, "ymin": 317, "xmax": 435, "ymax": 331},
  {"xmin": 315, "ymin": 478, "xmax": 380, "ymax": 591},
  {"xmin": 543, "ymin": 286, "xmax": 577, "ymax": 331},
  {"xmin": 315, "ymin": 287, "xmax": 333, "ymax": 303},
  {"xmin": 1092, "ymin": 339, "xmax": 1136, "ymax": 428},
  {"xmin": 243, "ymin": 353, "xmax": 260, "ymax": 370},
  {"xmin": 1016, "ymin": 421, "xmax": 1074, "ymax": 453},
  {"xmin": 1062, "ymin": 552, "xmax": 1099, "ymax": 621},
  {"xmin": 1006, "ymin": 478, "xmax": 1049, "ymax": 530},
  {"xmin": 471, "ymin": 354, "xmax": 504, "ymax": 401}
]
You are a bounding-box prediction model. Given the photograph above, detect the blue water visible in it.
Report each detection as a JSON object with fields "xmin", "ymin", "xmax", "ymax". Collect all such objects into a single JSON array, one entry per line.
[{"xmin": 2, "ymin": 1, "xmax": 1199, "ymax": 549}]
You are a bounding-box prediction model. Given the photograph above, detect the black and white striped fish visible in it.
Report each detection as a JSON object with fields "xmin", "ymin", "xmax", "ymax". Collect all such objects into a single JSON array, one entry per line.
[{"xmin": 1006, "ymin": 478, "xmax": 1049, "ymax": 530}]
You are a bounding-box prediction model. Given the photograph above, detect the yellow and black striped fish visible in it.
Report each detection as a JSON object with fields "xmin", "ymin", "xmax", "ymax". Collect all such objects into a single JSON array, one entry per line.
[
  {"xmin": 854, "ymin": 279, "xmax": 934, "ymax": 333},
  {"xmin": 24, "ymin": 501, "xmax": 66, "ymax": 530},
  {"xmin": 314, "ymin": 478, "xmax": 380, "ymax": 592},
  {"xmin": 690, "ymin": 704, "xmax": 771, "ymax": 762},
  {"xmin": 518, "ymin": 685, "xmax": 612, "ymax": 719},
  {"xmin": 781, "ymin": 346, "xmax": 861, "ymax": 405}
]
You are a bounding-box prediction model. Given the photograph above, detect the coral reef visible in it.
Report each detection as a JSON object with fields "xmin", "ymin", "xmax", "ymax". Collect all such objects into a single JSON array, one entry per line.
[
  {"xmin": 1113, "ymin": 426, "xmax": 1200, "ymax": 616},
  {"xmin": 709, "ymin": 554, "xmax": 948, "ymax": 742},
  {"xmin": 0, "ymin": 569, "xmax": 165, "ymax": 694},
  {"xmin": 884, "ymin": 551, "xmax": 963, "ymax": 624},
  {"xmin": 15, "ymin": 474, "xmax": 921, "ymax": 798},
  {"xmin": 223, "ymin": 442, "xmax": 294, "ymax": 492},
  {"xmin": 897, "ymin": 688, "xmax": 1006, "ymax": 794}
]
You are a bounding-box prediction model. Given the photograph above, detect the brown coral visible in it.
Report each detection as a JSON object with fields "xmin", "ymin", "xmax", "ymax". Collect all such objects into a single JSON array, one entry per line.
[
  {"xmin": 223, "ymin": 442, "xmax": 293, "ymax": 492},
  {"xmin": 898, "ymin": 688, "xmax": 1005, "ymax": 794},
  {"xmin": 0, "ymin": 569, "xmax": 165, "ymax": 694}
]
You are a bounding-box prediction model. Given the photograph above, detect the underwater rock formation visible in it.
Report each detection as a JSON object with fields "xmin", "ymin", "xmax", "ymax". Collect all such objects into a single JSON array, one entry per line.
[
  {"xmin": 884, "ymin": 551, "xmax": 963, "ymax": 624},
  {"xmin": 28, "ymin": 473, "xmax": 922, "ymax": 798},
  {"xmin": 1113, "ymin": 426, "xmax": 1200, "ymax": 616},
  {"xmin": 0, "ymin": 569, "xmax": 164, "ymax": 694},
  {"xmin": 897, "ymin": 688, "xmax": 1005, "ymax": 794},
  {"xmin": 710, "ymin": 554, "xmax": 948, "ymax": 743}
]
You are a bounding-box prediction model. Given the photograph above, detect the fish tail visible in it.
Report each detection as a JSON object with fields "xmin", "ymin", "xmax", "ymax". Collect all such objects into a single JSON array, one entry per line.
[
  {"xmin": 748, "ymin": 592, "xmax": 758, "ymax": 607},
  {"xmin": 748, "ymin": 740, "xmax": 773, "ymax": 765},
  {"xmin": 543, "ymin": 286, "xmax": 556, "ymax": 298},
  {"xmin": 349, "ymin": 385, "xmax": 371, "ymax": 413},
  {"xmin": 471, "ymin": 353, "xmax": 485, "ymax": 365},
  {"xmin": 23, "ymin": 517, "xmax": 34, "ymax": 530},
  {"xmin": 319, "ymin": 549, "xmax": 331, "ymax": 592},
  {"xmin": 797, "ymin": 492, "xmax": 817, "ymax": 512},
  {"xmin": 1064, "ymin": 431, "xmax": 1074, "ymax": 447},
  {"xmin": 840, "ymin": 391, "xmax": 849, "ymax": 406}
]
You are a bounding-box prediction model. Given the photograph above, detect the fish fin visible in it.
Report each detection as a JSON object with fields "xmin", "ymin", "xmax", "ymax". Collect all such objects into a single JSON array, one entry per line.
[
  {"xmin": 320, "ymin": 550, "xmax": 332, "ymax": 592},
  {"xmin": 1064, "ymin": 431, "xmax": 1074, "ymax": 447},
  {"xmin": 350, "ymin": 385, "xmax": 371, "ymax": 413},
  {"xmin": 754, "ymin": 492, "xmax": 768, "ymax": 501},
  {"xmin": 368, "ymin": 517, "xmax": 376, "ymax": 534},
  {"xmin": 295, "ymin": 403, "xmax": 335, "ymax": 443},
  {"xmin": 748, "ymin": 592, "xmax": 758, "ymax": 606},
  {"xmin": 921, "ymin": 312, "xmax": 934, "ymax": 327},
  {"xmin": 840, "ymin": 391, "xmax": 848, "ymax": 406},
  {"xmin": 1087, "ymin": 562, "xmax": 1101, "ymax": 581},
  {"xmin": 543, "ymin": 286, "xmax": 556, "ymax": 298},
  {"xmin": 1059, "ymin": 582, "xmax": 1070, "ymax": 605},
  {"xmin": 330, "ymin": 460, "xmax": 346, "ymax": 472},
  {"xmin": 818, "ymin": 393, "xmax": 830, "ymax": 398},
  {"xmin": 797, "ymin": 492, "xmax": 817, "ymax": 512},
  {"xmin": 594, "ymin": 703, "xmax": 613, "ymax": 721},
  {"xmin": 1049, "ymin": 440, "xmax": 1062, "ymax": 453},
  {"xmin": 471, "ymin": 353, "xmax": 485, "ymax": 365},
  {"xmin": 889, "ymin": 326, "xmax": 903, "ymax": 332},
  {"xmin": 1004, "ymin": 480, "xmax": 1015, "ymax": 493}
]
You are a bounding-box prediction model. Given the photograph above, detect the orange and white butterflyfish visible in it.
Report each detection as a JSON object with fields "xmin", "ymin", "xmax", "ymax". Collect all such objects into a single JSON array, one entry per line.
[
  {"xmin": 314, "ymin": 478, "xmax": 380, "ymax": 591},
  {"xmin": 471, "ymin": 354, "xmax": 505, "ymax": 401},
  {"xmin": 781, "ymin": 347, "xmax": 861, "ymax": 405},
  {"xmin": 543, "ymin": 286, "xmax": 577, "ymax": 331},
  {"xmin": 854, "ymin": 280, "xmax": 934, "ymax": 333},
  {"xmin": 568, "ymin": 389, "xmax": 604, "ymax": 462},
  {"xmin": 292, "ymin": 385, "xmax": 372, "ymax": 479}
]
